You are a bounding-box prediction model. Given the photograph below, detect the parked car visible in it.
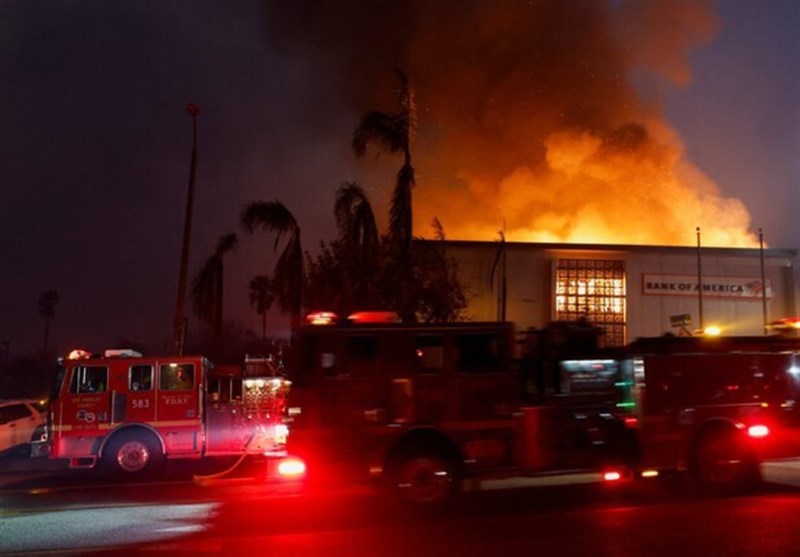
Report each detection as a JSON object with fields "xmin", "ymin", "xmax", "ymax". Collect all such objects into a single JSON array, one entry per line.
[{"xmin": 0, "ymin": 399, "xmax": 46, "ymax": 455}]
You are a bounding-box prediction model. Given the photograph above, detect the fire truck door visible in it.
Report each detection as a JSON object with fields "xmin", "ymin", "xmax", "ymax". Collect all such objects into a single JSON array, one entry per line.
[
  {"xmin": 155, "ymin": 362, "xmax": 202, "ymax": 452},
  {"xmin": 320, "ymin": 335, "xmax": 387, "ymax": 427},
  {"xmin": 63, "ymin": 364, "xmax": 112, "ymax": 433},
  {"xmin": 121, "ymin": 363, "xmax": 156, "ymax": 423},
  {"xmin": 411, "ymin": 333, "xmax": 451, "ymax": 422}
]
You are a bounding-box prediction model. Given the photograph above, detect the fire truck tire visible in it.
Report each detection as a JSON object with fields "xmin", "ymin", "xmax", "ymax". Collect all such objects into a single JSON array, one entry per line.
[
  {"xmin": 387, "ymin": 450, "xmax": 460, "ymax": 507},
  {"xmin": 689, "ymin": 427, "xmax": 760, "ymax": 495},
  {"xmin": 102, "ymin": 430, "xmax": 164, "ymax": 476}
]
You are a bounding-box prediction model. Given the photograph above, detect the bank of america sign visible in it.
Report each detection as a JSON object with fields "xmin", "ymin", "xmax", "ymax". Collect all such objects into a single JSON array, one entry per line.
[{"xmin": 642, "ymin": 274, "xmax": 772, "ymax": 299}]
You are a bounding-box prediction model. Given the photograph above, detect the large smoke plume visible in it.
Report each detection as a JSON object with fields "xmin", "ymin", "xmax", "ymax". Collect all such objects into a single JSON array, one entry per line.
[{"xmin": 265, "ymin": 0, "xmax": 758, "ymax": 247}]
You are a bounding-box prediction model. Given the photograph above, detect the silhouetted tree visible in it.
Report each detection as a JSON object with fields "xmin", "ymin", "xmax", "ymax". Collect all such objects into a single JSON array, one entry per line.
[
  {"xmin": 38, "ymin": 289, "xmax": 59, "ymax": 355},
  {"xmin": 305, "ymin": 184, "xmax": 466, "ymax": 323},
  {"xmin": 353, "ymin": 68, "xmax": 419, "ymax": 320},
  {"xmin": 241, "ymin": 201, "xmax": 304, "ymax": 330},
  {"xmin": 191, "ymin": 233, "xmax": 237, "ymax": 357},
  {"xmin": 353, "ymin": 68, "xmax": 416, "ymax": 249},
  {"xmin": 335, "ymin": 182, "xmax": 380, "ymax": 261},
  {"xmin": 248, "ymin": 275, "xmax": 275, "ymax": 345}
]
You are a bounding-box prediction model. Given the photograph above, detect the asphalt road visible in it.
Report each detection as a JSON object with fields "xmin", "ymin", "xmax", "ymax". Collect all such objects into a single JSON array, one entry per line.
[{"xmin": 1, "ymin": 453, "xmax": 798, "ymax": 557}]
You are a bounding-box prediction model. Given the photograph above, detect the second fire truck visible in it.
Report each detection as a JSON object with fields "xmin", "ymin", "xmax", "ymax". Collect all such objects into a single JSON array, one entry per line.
[{"xmin": 280, "ymin": 313, "xmax": 799, "ymax": 504}]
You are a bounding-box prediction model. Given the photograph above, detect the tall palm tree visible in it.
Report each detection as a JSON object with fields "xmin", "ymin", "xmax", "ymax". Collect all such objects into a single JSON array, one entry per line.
[
  {"xmin": 191, "ymin": 233, "xmax": 237, "ymax": 357},
  {"xmin": 248, "ymin": 275, "xmax": 274, "ymax": 345},
  {"xmin": 240, "ymin": 200, "xmax": 304, "ymax": 329},
  {"xmin": 352, "ymin": 68, "xmax": 417, "ymax": 249},
  {"xmin": 38, "ymin": 289, "xmax": 59, "ymax": 355}
]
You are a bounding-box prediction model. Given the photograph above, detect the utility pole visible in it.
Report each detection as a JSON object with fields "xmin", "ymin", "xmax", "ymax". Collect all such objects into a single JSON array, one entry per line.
[
  {"xmin": 696, "ymin": 227, "xmax": 704, "ymax": 331},
  {"xmin": 759, "ymin": 228, "xmax": 769, "ymax": 333},
  {"xmin": 173, "ymin": 103, "xmax": 199, "ymax": 355}
]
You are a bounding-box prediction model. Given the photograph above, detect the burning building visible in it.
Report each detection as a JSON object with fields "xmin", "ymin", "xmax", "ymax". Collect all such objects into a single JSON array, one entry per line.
[
  {"xmin": 441, "ymin": 240, "xmax": 797, "ymax": 346},
  {"xmin": 265, "ymin": 1, "xmax": 798, "ymax": 341}
]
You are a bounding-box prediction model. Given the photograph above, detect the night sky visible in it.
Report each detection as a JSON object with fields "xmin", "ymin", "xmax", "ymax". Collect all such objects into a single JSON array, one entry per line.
[{"xmin": 1, "ymin": 0, "xmax": 798, "ymax": 360}]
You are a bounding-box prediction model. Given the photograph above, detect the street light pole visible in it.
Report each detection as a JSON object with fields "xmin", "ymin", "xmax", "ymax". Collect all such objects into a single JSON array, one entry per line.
[
  {"xmin": 759, "ymin": 228, "xmax": 768, "ymax": 333},
  {"xmin": 696, "ymin": 227, "xmax": 704, "ymax": 331},
  {"xmin": 173, "ymin": 103, "xmax": 200, "ymax": 355}
]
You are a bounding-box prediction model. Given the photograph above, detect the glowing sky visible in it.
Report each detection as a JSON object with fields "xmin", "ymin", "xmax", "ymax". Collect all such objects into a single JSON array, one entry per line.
[{"xmin": 1, "ymin": 1, "xmax": 797, "ymax": 358}]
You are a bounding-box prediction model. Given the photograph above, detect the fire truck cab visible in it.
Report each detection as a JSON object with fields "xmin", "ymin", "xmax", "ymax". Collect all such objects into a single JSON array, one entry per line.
[{"xmin": 42, "ymin": 349, "xmax": 289, "ymax": 476}]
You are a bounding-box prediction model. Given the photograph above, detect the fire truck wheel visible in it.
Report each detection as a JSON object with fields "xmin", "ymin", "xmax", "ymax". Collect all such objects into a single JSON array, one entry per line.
[
  {"xmin": 103, "ymin": 430, "xmax": 164, "ymax": 476},
  {"xmin": 389, "ymin": 451, "xmax": 459, "ymax": 507},
  {"xmin": 690, "ymin": 427, "xmax": 759, "ymax": 495}
]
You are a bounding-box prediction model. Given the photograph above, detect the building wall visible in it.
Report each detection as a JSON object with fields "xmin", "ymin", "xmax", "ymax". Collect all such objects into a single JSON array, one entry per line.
[{"xmin": 443, "ymin": 241, "xmax": 798, "ymax": 344}]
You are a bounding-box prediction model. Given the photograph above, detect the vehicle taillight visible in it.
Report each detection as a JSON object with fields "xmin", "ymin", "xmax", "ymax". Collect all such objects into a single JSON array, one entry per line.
[
  {"xmin": 747, "ymin": 424, "xmax": 770, "ymax": 438},
  {"xmin": 277, "ymin": 457, "xmax": 306, "ymax": 478},
  {"xmin": 603, "ymin": 471, "xmax": 622, "ymax": 482}
]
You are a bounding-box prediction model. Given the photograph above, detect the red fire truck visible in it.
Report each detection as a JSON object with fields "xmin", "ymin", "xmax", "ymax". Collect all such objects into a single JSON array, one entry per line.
[
  {"xmin": 281, "ymin": 313, "xmax": 799, "ymax": 504},
  {"xmin": 37, "ymin": 349, "xmax": 293, "ymax": 476},
  {"xmin": 621, "ymin": 334, "xmax": 799, "ymax": 493}
]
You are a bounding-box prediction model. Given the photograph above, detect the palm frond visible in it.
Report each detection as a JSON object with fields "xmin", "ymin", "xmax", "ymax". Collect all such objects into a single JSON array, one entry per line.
[
  {"xmin": 393, "ymin": 67, "xmax": 417, "ymax": 136},
  {"xmin": 431, "ymin": 217, "xmax": 445, "ymax": 241},
  {"xmin": 215, "ymin": 233, "xmax": 238, "ymax": 257},
  {"xmin": 248, "ymin": 275, "xmax": 274, "ymax": 314},
  {"xmin": 335, "ymin": 182, "xmax": 378, "ymax": 251},
  {"xmin": 273, "ymin": 232, "xmax": 304, "ymax": 315},
  {"xmin": 240, "ymin": 200, "xmax": 298, "ymax": 250},
  {"xmin": 190, "ymin": 256, "xmax": 220, "ymax": 324},
  {"xmin": 38, "ymin": 289, "xmax": 60, "ymax": 318},
  {"xmin": 352, "ymin": 111, "xmax": 404, "ymax": 158},
  {"xmin": 334, "ymin": 182, "xmax": 364, "ymax": 240},
  {"xmin": 354, "ymin": 196, "xmax": 379, "ymax": 254}
]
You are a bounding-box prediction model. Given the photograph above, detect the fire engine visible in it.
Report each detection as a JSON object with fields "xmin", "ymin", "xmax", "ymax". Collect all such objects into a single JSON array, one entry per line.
[
  {"xmin": 36, "ymin": 349, "xmax": 293, "ymax": 476},
  {"xmin": 281, "ymin": 312, "xmax": 799, "ymax": 505},
  {"xmin": 621, "ymin": 334, "xmax": 799, "ymax": 493}
]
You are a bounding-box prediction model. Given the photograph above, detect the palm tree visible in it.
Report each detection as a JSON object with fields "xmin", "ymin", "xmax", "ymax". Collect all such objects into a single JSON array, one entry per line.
[
  {"xmin": 240, "ymin": 200, "xmax": 304, "ymax": 329},
  {"xmin": 248, "ymin": 275, "xmax": 274, "ymax": 345},
  {"xmin": 335, "ymin": 182, "xmax": 379, "ymax": 261},
  {"xmin": 190, "ymin": 233, "xmax": 237, "ymax": 357},
  {"xmin": 352, "ymin": 68, "xmax": 417, "ymax": 249},
  {"xmin": 38, "ymin": 289, "xmax": 59, "ymax": 355}
]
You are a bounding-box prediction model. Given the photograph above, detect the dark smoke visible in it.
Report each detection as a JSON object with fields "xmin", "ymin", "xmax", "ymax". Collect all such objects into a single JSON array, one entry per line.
[{"xmin": 263, "ymin": 0, "xmax": 755, "ymax": 247}]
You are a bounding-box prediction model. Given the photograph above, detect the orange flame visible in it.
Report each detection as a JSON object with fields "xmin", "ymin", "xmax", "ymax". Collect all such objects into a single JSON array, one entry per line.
[{"xmin": 417, "ymin": 122, "xmax": 759, "ymax": 247}]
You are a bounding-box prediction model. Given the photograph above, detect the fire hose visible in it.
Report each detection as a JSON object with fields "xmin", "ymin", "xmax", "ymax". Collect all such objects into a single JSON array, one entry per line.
[{"xmin": 192, "ymin": 431, "xmax": 259, "ymax": 487}]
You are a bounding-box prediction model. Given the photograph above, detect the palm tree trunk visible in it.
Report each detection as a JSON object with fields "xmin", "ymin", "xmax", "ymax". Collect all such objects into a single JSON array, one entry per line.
[
  {"xmin": 213, "ymin": 263, "xmax": 223, "ymax": 359},
  {"xmin": 42, "ymin": 317, "xmax": 50, "ymax": 355}
]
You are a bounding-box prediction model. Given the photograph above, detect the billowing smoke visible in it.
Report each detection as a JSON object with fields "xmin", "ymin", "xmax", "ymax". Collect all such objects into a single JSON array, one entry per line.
[{"xmin": 265, "ymin": 0, "xmax": 758, "ymax": 247}]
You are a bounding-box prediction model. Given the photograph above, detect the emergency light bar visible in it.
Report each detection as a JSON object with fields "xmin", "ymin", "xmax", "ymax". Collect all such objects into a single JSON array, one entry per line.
[
  {"xmin": 104, "ymin": 349, "xmax": 143, "ymax": 358},
  {"xmin": 66, "ymin": 349, "xmax": 93, "ymax": 360}
]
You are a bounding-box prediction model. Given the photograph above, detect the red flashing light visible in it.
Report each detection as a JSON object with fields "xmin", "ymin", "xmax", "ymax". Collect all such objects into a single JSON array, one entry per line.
[
  {"xmin": 66, "ymin": 349, "xmax": 92, "ymax": 360},
  {"xmin": 603, "ymin": 471, "xmax": 622, "ymax": 482},
  {"xmin": 348, "ymin": 311, "xmax": 400, "ymax": 324},
  {"xmin": 306, "ymin": 311, "xmax": 338, "ymax": 325},
  {"xmin": 747, "ymin": 424, "xmax": 770, "ymax": 439},
  {"xmin": 623, "ymin": 417, "xmax": 639, "ymax": 428},
  {"xmin": 277, "ymin": 457, "xmax": 306, "ymax": 478}
]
